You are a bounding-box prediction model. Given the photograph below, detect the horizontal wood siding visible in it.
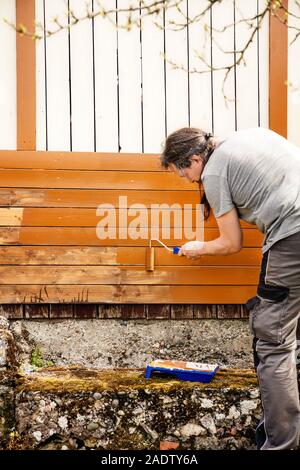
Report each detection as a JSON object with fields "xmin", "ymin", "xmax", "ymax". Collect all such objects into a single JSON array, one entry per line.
[{"xmin": 0, "ymin": 150, "xmax": 262, "ymax": 305}]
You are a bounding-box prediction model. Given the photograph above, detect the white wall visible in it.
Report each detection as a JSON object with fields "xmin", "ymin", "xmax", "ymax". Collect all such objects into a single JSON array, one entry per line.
[{"xmin": 0, "ymin": 0, "xmax": 16, "ymax": 150}]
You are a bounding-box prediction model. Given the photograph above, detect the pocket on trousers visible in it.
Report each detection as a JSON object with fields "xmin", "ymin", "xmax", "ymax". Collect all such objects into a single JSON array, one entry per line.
[{"xmin": 251, "ymin": 296, "xmax": 288, "ymax": 344}]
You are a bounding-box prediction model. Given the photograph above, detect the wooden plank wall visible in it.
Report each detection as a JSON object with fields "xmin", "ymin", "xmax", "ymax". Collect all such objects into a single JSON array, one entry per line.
[{"xmin": 0, "ymin": 150, "xmax": 262, "ymax": 318}]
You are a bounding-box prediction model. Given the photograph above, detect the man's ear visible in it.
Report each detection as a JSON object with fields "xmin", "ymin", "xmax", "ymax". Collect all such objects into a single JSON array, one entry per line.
[{"xmin": 191, "ymin": 154, "xmax": 201, "ymax": 164}]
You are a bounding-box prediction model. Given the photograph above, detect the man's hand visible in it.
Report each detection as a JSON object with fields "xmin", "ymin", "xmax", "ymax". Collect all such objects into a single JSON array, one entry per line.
[{"xmin": 179, "ymin": 241, "xmax": 205, "ymax": 259}]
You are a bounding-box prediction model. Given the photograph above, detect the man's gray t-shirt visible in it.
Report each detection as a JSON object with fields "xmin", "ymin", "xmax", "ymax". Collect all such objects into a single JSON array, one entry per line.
[{"xmin": 200, "ymin": 127, "xmax": 300, "ymax": 253}]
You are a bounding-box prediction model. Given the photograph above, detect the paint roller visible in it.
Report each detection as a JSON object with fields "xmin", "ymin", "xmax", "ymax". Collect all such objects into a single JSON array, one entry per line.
[
  {"xmin": 145, "ymin": 239, "xmax": 180, "ymax": 272},
  {"xmin": 146, "ymin": 240, "xmax": 205, "ymax": 271}
]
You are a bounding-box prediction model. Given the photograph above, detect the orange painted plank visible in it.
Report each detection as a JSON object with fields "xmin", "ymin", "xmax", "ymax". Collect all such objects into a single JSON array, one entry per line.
[
  {"xmin": 0, "ymin": 265, "xmax": 260, "ymax": 285},
  {"xmin": 269, "ymin": 0, "xmax": 288, "ymax": 137},
  {"xmin": 0, "ymin": 151, "xmax": 162, "ymax": 171},
  {"xmin": 16, "ymin": 0, "xmax": 36, "ymax": 150},
  {"xmin": 0, "ymin": 169, "xmax": 196, "ymax": 191},
  {"xmin": 117, "ymin": 246, "xmax": 262, "ymax": 266},
  {"xmin": 0, "ymin": 227, "xmax": 263, "ymax": 247},
  {"xmin": 0, "ymin": 246, "xmax": 261, "ymax": 266},
  {"xmin": 0, "ymin": 207, "xmax": 254, "ymax": 229},
  {"xmin": 0, "ymin": 188, "xmax": 200, "ymax": 208},
  {"xmin": 0, "ymin": 284, "xmax": 257, "ymax": 304}
]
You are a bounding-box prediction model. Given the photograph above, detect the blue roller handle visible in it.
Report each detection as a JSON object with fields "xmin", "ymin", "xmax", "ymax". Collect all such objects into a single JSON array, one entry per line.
[{"xmin": 173, "ymin": 246, "xmax": 180, "ymax": 254}]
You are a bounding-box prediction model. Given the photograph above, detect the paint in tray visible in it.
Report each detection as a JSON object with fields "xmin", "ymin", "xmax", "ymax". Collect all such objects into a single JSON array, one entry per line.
[{"xmin": 145, "ymin": 359, "xmax": 219, "ymax": 383}]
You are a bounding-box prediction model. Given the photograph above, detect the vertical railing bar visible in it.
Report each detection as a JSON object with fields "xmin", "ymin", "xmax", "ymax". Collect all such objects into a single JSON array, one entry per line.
[
  {"xmin": 233, "ymin": 0, "xmax": 237, "ymax": 130},
  {"xmin": 43, "ymin": 0, "xmax": 48, "ymax": 150},
  {"xmin": 210, "ymin": 2, "xmax": 214, "ymax": 134},
  {"xmin": 67, "ymin": 0, "xmax": 72, "ymax": 151},
  {"xmin": 186, "ymin": 0, "xmax": 191, "ymax": 127},
  {"xmin": 139, "ymin": 1, "xmax": 144, "ymax": 153},
  {"xmin": 116, "ymin": 0, "xmax": 121, "ymax": 152},
  {"xmin": 257, "ymin": 0, "xmax": 261, "ymax": 127},
  {"xmin": 163, "ymin": 2, "xmax": 167, "ymax": 137},
  {"xmin": 91, "ymin": 0, "xmax": 97, "ymax": 151}
]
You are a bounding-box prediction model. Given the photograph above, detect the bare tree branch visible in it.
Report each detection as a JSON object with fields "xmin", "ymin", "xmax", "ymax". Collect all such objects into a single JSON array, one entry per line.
[{"xmin": 3, "ymin": 0, "xmax": 299, "ymax": 100}]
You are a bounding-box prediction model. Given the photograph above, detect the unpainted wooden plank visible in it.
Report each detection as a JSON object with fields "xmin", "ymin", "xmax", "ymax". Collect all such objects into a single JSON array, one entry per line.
[{"xmin": 0, "ymin": 208, "xmax": 23, "ymax": 226}]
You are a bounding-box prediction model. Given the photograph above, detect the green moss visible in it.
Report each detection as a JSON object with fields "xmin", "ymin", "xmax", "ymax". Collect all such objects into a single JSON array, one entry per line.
[
  {"xmin": 30, "ymin": 347, "xmax": 54, "ymax": 369},
  {"xmin": 16, "ymin": 366, "xmax": 258, "ymax": 394}
]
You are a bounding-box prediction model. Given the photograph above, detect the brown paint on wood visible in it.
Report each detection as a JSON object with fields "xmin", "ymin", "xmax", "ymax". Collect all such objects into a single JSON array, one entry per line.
[
  {"xmin": 269, "ymin": 0, "xmax": 288, "ymax": 137},
  {"xmin": 0, "ymin": 207, "xmax": 254, "ymax": 230},
  {"xmin": 0, "ymin": 151, "xmax": 162, "ymax": 171},
  {"xmin": 0, "ymin": 227, "xmax": 263, "ymax": 246},
  {"xmin": 0, "ymin": 285, "xmax": 257, "ymax": 304},
  {"xmin": 0, "ymin": 169, "xmax": 196, "ymax": 191},
  {"xmin": 0, "ymin": 151, "xmax": 263, "ymax": 306},
  {"xmin": 0, "ymin": 188, "xmax": 200, "ymax": 208},
  {"xmin": 117, "ymin": 246, "xmax": 261, "ymax": 266},
  {"xmin": 0, "ymin": 246, "xmax": 261, "ymax": 266},
  {"xmin": 16, "ymin": 0, "xmax": 36, "ymax": 150}
]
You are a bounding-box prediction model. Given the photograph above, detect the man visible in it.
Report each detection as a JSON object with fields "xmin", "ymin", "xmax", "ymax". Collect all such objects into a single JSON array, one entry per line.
[{"xmin": 161, "ymin": 126, "xmax": 300, "ymax": 450}]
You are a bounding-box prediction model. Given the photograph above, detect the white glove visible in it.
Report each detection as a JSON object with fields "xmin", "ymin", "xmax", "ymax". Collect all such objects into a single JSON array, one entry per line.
[{"xmin": 181, "ymin": 241, "xmax": 204, "ymax": 251}]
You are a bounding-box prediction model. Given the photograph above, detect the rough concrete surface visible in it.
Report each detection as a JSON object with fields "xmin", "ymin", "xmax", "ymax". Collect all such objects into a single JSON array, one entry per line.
[{"xmin": 10, "ymin": 319, "xmax": 253, "ymax": 371}]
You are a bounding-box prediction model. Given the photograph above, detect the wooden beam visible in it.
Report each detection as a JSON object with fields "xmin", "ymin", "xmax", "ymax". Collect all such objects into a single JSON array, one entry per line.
[
  {"xmin": 16, "ymin": 0, "xmax": 36, "ymax": 150},
  {"xmin": 269, "ymin": 0, "xmax": 288, "ymax": 137}
]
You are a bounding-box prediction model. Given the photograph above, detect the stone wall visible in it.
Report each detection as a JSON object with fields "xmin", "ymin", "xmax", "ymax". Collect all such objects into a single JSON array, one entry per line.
[{"xmin": 0, "ymin": 316, "xmax": 263, "ymax": 450}]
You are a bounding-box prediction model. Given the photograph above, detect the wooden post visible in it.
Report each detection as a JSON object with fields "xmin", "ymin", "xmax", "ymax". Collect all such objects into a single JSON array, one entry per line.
[
  {"xmin": 269, "ymin": 0, "xmax": 288, "ymax": 137},
  {"xmin": 16, "ymin": 0, "xmax": 36, "ymax": 150}
]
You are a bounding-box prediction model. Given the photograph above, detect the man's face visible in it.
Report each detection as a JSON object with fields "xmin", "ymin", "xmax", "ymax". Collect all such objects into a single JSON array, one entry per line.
[{"xmin": 169, "ymin": 155, "xmax": 203, "ymax": 183}]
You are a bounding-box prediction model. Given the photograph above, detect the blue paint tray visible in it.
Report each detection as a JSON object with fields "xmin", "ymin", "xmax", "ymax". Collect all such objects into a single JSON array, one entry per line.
[{"xmin": 145, "ymin": 360, "xmax": 219, "ymax": 383}]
